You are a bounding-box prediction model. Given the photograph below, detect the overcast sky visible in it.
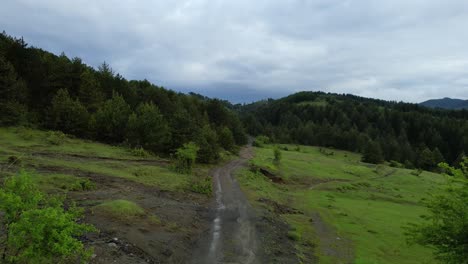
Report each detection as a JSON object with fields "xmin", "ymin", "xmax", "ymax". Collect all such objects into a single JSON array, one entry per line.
[{"xmin": 2, "ymin": 0, "xmax": 468, "ymax": 103}]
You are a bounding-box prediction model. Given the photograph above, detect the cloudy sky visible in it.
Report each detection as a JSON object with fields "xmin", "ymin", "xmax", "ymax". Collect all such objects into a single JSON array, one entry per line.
[{"xmin": 2, "ymin": 0, "xmax": 468, "ymax": 103}]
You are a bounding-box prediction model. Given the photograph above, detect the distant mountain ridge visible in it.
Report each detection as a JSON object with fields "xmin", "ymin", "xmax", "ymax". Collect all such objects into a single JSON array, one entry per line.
[{"xmin": 420, "ymin": 98, "xmax": 468, "ymax": 110}]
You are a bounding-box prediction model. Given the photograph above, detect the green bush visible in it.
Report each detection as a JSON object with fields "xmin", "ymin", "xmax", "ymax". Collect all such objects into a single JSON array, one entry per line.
[
  {"xmin": 0, "ymin": 171, "xmax": 95, "ymax": 263},
  {"xmin": 70, "ymin": 178, "xmax": 96, "ymax": 191},
  {"xmin": 46, "ymin": 131, "xmax": 67, "ymax": 145},
  {"xmin": 253, "ymin": 135, "xmax": 270, "ymax": 147},
  {"xmin": 407, "ymin": 159, "xmax": 468, "ymax": 263},
  {"xmin": 187, "ymin": 176, "xmax": 212, "ymax": 196},
  {"xmin": 130, "ymin": 146, "xmax": 151, "ymax": 158},
  {"xmin": 175, "ymin": 142, "xmax": 199, "ymax": 174},
  {"xmin": 273, "ymin": 147, "xmax": 282, "ymax": 165}
]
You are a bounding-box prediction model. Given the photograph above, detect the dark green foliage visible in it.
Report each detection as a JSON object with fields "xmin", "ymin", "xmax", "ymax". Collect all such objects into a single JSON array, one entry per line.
[
  {"xmin": 0, "ymin": 55, "xmax": 28, "ymax": 125},
  {"xmin": 241, "ymin": 91, "xmax": 468, "ymax": 169},
  {"xmin": 361, "ymin": 141, "xmax": 384, "ymax": 164},
  {"xmin": 407, "ymin": 159, "xmax": 468, "ymax": 263},
  {"xmin": 126, "ymin": 102, "xmax": 170, "ymax": 153},
  {"xmin": 48, "ymin": 89, "xmax": 89, "ymax": 136},
  {"xmin": 195, "ymin": 125, "xmax": 220, "ymax": 164},
  {"xmin": 418, "ymin": 147, "xmax": 435, "ymax": 171},
  {"xmin": 95, "ymin": 93, "xmax": 131, "ymax": 142},
  {"xmin": 0, "ymin": 32, "xmax": 245, "ymax": 164},
  {"xmin": 0, "ymin": 171, "xmax": 95, "ymax": 263},
  {"xmin": 78, "ymin": 69, "xmax": 104, "ymax": 112},
  {"xmin": 218, "ymin": 126, "xmax": 235, "ymax": 152},
  {"xmin": 0, "ymin": 101, "xmax": 28, "ymax": 126}
]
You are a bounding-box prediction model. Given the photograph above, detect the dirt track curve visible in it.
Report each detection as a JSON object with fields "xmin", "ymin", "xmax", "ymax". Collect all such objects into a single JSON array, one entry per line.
[{"xmin": 191, "ymin": 146, "xmax": 260, "ymax": 264}]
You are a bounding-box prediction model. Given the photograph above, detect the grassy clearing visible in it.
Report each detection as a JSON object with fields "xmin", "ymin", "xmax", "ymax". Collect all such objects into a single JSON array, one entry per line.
[
  {"xmin": 0, "ymin": 127, "xmax": 209, "ymax": 193},
  {"xmin": 237, "ymin": 144, "xmax": 443, "ymax": 264},
  {"xmin": 94, "ymin": 199, "xmax": 145, "ymax": 221}
]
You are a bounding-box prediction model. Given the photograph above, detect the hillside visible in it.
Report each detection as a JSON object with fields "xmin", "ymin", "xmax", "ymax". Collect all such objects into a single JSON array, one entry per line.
[
  {"xmin": 420, "ymin": 97, "xmax": 468, "ymax": 110},
  {"xmin": 0, "ymin": 127, "xmax": 216, "ymax": 263},
  {"xmin": 237, "ymin": 144, "xmax": 443, "ymax": 263},
  {"xmin": 1, "ymin": 32, "xmax": 467, "ymax": 264},
  {"xmin": 0, "ymin": 32, "xmax": 247, "ymax": 165},
  {"xmin": 240, "ymin": 91, "xmax": 468, "ymax": 169}
]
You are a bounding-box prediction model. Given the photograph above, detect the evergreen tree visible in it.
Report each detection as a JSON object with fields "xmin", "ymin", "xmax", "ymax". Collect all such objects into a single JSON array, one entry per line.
[
  {"xmin": 218, "ymin": 126, "xmax": 235, "ymax": 152},
  {"xmin": 95, "ymin": 93, "xmax": 131, "ymax": 142},
  {"xmin": 362, "ymin": 141, "xmax": 384, "ymax": 164},
  {"xmin": 78, "ymin": 69, "xmax": 104, "ymax": 112},
  {"xmin": 418, "ymin": 147, "xmax": 435, "ymax": 170},
  {"xmin": 195, "ymin": 125, "xmax": 220, "ymax": 163},
  {"xmin": 126, "ymin": 102, "xmax": 170, "ymax": 153},
  {"xmin": 48, "ymin": 89, "xmax": 89, "ymax": 136}
]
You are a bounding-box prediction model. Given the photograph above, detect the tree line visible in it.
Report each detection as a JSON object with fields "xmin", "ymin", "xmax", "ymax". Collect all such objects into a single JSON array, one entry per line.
[
  {"xmin": 240, "ymin": 91, "xmax": 468, "ymax": 170},
  {"xmin": 2, "ymin": 31, "xmax": 468, "ymax": 171},
  {"xmin": 0, "ymin": 32, "xmax": 247, "ymax": 162}
]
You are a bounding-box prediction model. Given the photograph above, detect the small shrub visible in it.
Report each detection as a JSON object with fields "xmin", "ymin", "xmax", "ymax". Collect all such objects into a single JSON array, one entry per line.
[
  {"xmin": 411, "ymin": 169, "xmax": 423, "ymax": 177},
  {"xmin": 0, "ymin": 171, "xmax": 95, "ymax": 263},
  {"xmin": 130, "ymin": 147, "xmax": 151, "ymax": 157},
  {"xmin": 389, "ymin": 160, "xmax": 404, "ymax": 168},
  {"xmin": 46, "ymin": 131, "xmax": 67, "ymax": 145},
  {"xmin": 273, "ymin": 147, "xmax": 282, "ymax": 165},
  {"xmin": 187, "ymin": 176, "xmax": 212, "ymax": 196},
  {"xmin": 174, "ymin": 142, "xmax": 199, "ymax": 174},
  {"xmin": 71, "ymin": 178, "xmax": 96, "ymax": 191},
  {"xmin": 287, "ymin": 231, "xmax": 301, "ymax": 241},
  {"xmin": 253, "ymin": 135, "xmax": 270, "ymax": 147}
]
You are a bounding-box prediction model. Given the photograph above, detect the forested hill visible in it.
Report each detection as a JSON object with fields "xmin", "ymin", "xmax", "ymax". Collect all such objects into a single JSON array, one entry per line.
[
  {"xmin": 0, "ymin": 32, "xmax": 247, "ymax": 163},
  {"xmin": 420, "ymin": 97, "xmax": 468, "ymax": 110},
  {"xmin": 2, "ymin": 32, "xmax": 467, "ymax": 171},
  {"xmin": 240, "ymin": 91, "xmax": 468, "ymax": 170}
]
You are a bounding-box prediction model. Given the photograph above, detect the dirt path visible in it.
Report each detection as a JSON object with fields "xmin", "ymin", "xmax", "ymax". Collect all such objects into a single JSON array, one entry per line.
[{"xmin": 192, "ymin": 147, "xmax": 260, "ymax": 264}]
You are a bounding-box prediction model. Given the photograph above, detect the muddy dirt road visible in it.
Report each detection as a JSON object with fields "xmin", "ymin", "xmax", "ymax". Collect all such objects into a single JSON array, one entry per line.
[{"xmin": 192, "ymin": 147, "xmax": 260, "ymax": 264}]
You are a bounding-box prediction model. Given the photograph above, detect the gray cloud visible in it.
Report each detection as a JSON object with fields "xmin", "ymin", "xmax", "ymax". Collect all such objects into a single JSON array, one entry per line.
[{"xmin": 2, "ymin": 0, "xmax": 468, "ymax": 103}]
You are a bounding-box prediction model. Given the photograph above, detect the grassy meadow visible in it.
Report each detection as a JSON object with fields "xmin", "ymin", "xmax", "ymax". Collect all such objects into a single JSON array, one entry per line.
[
  {"xmin": 0, "ymin": 127, "xmax": 211, "ymax": 194},
  {"xmin": 237, "ymin": 144, "xmax": 445, "ymax": 264}
]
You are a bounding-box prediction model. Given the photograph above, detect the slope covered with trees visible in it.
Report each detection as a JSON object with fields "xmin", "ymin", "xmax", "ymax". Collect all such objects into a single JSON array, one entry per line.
[
  {"xmin": 241, "ymin": 92, "xmax": 468, "ymax": 169},
  {"xmin": 0, "ymin": 32, "xmax": 247, "ymax": 162}
]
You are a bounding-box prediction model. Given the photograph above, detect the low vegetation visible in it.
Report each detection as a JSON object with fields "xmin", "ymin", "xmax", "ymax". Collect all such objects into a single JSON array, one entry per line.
[
  {"xmin": 407, "ymin": 159, "xmax": 468, "ymax": 264},
  {"xmin": 0, "ymin": 171, "xmax": 95, "ymax": 263},
  {"xmin": 237, "ymin": 144, "xmax": 446, "ymax": 263},
  {"xmin": 94, "ymin": 199, "xmax": 145, "ymax": 221}
]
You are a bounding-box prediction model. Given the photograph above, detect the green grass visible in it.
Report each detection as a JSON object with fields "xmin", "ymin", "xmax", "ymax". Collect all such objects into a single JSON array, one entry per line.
[
  {"xmin": 237, "ymin": 144, "xmax": 443, "ymax": 264},
  {"xmin": 32, "ymin": 173, "xmax": 96, "ymax": 193},
  {"xmin": 94, "ymin": 199, "xmax": 145, "ymax": 220},
  {"xmin": 0, "ymin": 127, "xmax": 208, "ymax": 193}
]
